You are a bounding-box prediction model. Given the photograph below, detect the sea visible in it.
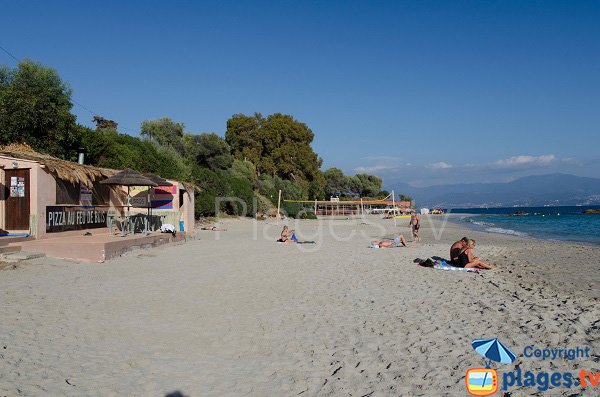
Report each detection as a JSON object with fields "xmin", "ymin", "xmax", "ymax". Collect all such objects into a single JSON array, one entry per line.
[{"xmin": 449, "ymin": 205, "xmax": 600, "ymax": 245}]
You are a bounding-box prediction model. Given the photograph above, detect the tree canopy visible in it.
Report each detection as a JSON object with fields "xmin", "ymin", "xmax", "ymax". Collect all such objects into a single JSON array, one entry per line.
[
  {"xmin": 225, "ymin": 113, "xmax": 324, "ymax": 192},
  {"xmin": 140, "ymin": 117, "xmax": 185, "ymax": 155},
  {"xmin": 183, "ymin": 133, "xmax": 233, "ymax": 171},
  {"xmin": 0, "ymin": 60, "xmax": 79, "ymax": 159},
  {"xmin": 323, "ymin": 167, "xmax": 384, "ymax": 198},
  {"xmin": 0, "ymin": 58, "xmax": 403, "ymax": 218}
]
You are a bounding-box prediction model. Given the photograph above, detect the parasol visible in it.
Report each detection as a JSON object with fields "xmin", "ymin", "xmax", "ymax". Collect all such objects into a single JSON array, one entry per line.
[
  {"xmin": 471, "ymin": 338, "xmax": 516, "ymax": 391},
  {"xmin": 100, "ymin": 168, "xmax": 158, "ymax": 234},
  {"xmin": 472, "ymin": 338, "xmax": 517, "ymax": 366}
]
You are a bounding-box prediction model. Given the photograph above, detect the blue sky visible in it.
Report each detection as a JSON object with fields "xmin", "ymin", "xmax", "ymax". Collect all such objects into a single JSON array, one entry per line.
[{"xmin": 1, "ymin": 1, "xmax": 599, "ymax": 187}]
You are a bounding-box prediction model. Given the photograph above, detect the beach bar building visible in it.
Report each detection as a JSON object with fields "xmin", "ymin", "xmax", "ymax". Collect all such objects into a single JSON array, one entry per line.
[
  {"xmin": 305, "ymin": 198, "xmax": 412, "ymax": 216},
  {"xmin": 0, "ymin": 145, "xmax": 194, "ymax": 261}
]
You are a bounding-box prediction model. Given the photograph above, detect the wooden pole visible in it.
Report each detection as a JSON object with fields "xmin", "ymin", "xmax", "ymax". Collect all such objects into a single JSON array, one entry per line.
[
  {"xmin": 360, "ymin": 197, "xmax": 364, "ymax": 217},
  {"xmin": 277, "ymin": 189, "xmax": 282, "ymax": 224},
  {"xmin": 392, "ymin": 190, "xmax": 397, "ymax": 227},
  {"xmin": 314, "ymin": 199, "xmax": 317, "ymax": 215}
]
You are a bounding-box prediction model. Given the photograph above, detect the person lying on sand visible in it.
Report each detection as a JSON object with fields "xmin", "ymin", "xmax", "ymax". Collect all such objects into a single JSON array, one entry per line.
[
  {"xmin": 452, "ymin": 239, "xmax": 496, "ymax": 270},
  {"xmin": 370, "ymin": 234, "xmax": 408, "ymax": 248},
  {"xmin": 278, "ymin": 226, "xmax": 315, "ymax": 244},
  {"xmin": 201, "ymin": 224, "xmax": 227, "ymax": 231}
]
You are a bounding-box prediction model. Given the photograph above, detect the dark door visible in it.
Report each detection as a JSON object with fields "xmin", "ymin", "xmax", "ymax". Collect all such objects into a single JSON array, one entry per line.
[{"xmin": 4, "ymin": 169, "xmax": 30, "ymax": 230}]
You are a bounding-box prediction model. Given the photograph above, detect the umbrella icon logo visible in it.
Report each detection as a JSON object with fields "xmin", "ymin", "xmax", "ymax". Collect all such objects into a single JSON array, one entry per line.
[{"xmin": 466, "ymin": 338, "xmax": 517, "ymax": 396}]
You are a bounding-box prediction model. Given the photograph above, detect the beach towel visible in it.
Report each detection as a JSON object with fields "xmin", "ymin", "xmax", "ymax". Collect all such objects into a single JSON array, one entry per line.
[{"xmin": 431, "ymin": 259, "xmax": 479, "ymax": 273}]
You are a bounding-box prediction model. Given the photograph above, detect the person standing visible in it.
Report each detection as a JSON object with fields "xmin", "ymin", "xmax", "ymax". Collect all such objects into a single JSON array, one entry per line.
[{"xmin": 409, "ymin": 212, "xmax": 421, "ymax": 242}]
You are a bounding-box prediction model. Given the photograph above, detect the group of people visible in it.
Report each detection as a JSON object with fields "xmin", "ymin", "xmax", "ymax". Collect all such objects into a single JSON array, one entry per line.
[
  {"xmin": 277, "ymin": 217, "xmax": 496, "ymax": 270},
  {"xmin": 449, "ymin": 237, "xmax": 495, "ymax": 269},
  {"xmin": 371, "ymin": 215, "xmax": 496, "ymax": 270}
]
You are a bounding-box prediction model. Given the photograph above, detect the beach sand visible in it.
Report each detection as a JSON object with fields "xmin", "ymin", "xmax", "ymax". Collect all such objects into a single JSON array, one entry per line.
[{"xmin": 0, "ymin": 216, "xmax": 598, "ymax": 396}]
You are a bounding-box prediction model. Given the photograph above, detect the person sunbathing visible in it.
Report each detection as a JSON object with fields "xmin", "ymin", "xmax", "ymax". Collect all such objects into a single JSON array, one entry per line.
[
  {"xmin": 453, "ymin": 239, "xmax": 496, "ymax": 269},
  {"xmin": 201, "ymin": 224, "xmax": 227, "ymax": 231},
  {"xmin": 370, "ymin": 234, "xmax": 408, "ymax": 248},
  {"xmin": 278, "ymin": 226, "xmax": 315, "ymax": 244}
]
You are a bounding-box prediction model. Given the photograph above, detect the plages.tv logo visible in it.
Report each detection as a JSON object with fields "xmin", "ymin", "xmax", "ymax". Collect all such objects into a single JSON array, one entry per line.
[{"xmin": 466, "ymin": 338, "xmax": 516, "ymax": 396}]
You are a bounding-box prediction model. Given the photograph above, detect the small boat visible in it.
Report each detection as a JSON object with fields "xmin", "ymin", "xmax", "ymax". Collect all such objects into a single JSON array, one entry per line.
[{"xmin": 583, "ymin": 209, "xmax": 600, "ymax": 214}]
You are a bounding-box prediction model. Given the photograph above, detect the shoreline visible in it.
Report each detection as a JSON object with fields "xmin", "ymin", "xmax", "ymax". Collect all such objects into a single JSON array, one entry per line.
[{"xmin": 444, "ymin": 211, "xmax": 600, "ymax": 247}]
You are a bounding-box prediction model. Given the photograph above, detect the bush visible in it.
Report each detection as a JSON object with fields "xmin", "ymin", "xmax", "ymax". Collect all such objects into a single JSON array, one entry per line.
[{"xmin": 282, "ymin": 202, "xmax": 316, "ymax": 219}]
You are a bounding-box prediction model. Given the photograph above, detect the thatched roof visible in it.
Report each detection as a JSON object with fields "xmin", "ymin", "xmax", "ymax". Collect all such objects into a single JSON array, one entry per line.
[
  {"xmin": 0, "ymin": 143, "xmax": 116, "ymax": 187},
  {"xmin": 143, "ymin": 172, "xmax": 173, "ymax": 187}
]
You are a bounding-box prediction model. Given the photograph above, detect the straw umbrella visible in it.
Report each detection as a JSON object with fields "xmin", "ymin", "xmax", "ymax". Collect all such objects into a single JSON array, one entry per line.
[{"xmin": 100, "ymin": 169, "xmax": 158, "ymax": 234}]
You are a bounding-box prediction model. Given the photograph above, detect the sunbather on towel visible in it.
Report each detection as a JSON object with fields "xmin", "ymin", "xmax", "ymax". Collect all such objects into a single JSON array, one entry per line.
[
  {"xmin": 452, "ymin": 239, "xmax": 496, "ymax": 270},
  {"xmin": 371, "ymin": 234, "xmax": 408, "ymax": 248},
  {"xmin": 278, "ymin": 226, "xmax": 315, "ymax": 244}
]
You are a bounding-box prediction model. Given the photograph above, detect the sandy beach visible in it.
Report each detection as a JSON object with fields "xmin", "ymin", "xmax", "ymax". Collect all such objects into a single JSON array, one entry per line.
[{"xmin": 1, "ymin": 215, "xmax": 598, "ymax": 396}]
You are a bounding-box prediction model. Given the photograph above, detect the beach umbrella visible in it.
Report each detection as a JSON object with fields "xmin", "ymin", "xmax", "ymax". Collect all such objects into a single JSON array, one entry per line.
[
  {"xmin": 142, "ymin": 172, "xmax": 173, "ymax": 187},
  {"xmin": 472, "ymin": 338, "xmax": 517, "ymax": 366},
  {"xmin": 471, "ymin": 338, "xmax": 516, "ymax": 392},
  {"xmin": 100, "ymin": 168, "xmax": 158, "ymax": 213}
]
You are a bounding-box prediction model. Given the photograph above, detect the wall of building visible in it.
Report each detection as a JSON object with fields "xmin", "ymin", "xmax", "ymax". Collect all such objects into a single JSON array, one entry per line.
[
  {"xmin": 108, "ymin": 182, "xmax": 195, "ymax": 233},
  {"xmin": 2, "ymin": 155, "xmax": 196, "ymax": 237},
  {"xmin": 0, "ymin": 156, "xmax": 41, "ymax": 234},
  {"xmin": 34, "ymin": 167, "xmax": 58, "ymax": 238}
]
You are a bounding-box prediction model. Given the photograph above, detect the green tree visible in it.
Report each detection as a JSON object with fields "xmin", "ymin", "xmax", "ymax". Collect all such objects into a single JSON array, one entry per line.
[
  {"xmin": 140, "ymin": 117, "xmax": 185, "ymax": 155},
  {"xmin": 324, "ymin": 169, "xmax": 383, "ymax": 198},
  {"xmin": 225, "ymin": 113, "xmax": 324, "ymax": 193},
  {"xmin": 224, "ymin": 113, "xmax": 263, "ymax": 165},
  {"xmin": 81, "ymin": 127, "xmax": 190, "ymax": 181},
  {"xmin": 0, "ymin": 60, "xmax": 79, "ymax": 158},
  {"xmin": 355, "ymin": 174, "xmax": 383, "ymax": 197},
  {"xmin": 184, "ymin": 133, "xmax": 234, "ymax": 171},
  {"xmin": 323, "ymin": 167, "xmax": 348, "ymax": 197}
]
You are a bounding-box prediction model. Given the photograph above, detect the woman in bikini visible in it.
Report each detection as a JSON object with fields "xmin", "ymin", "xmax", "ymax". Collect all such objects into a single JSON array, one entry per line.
[
  {"xmin": 280, "ymin": 225, "xmax": 301, "ymax": 243},
  {"xmin": 371, "ymin": 234, "xmax": 408, "ymax": 248},
  {"xmin": 453, "ymin": 239, "xmax": 496, "ymax": 269}
]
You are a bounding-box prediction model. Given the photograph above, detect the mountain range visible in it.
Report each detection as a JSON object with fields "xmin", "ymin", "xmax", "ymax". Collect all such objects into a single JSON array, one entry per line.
[{"xmin": 393, "ymin": 173, "xmax": 600, "ymax": 208}]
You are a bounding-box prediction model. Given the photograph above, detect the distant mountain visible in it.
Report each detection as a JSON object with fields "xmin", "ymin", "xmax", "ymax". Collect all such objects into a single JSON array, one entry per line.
[{"xmin": 394, "ymin": 173, "xmax": 600, "ymax": 208}]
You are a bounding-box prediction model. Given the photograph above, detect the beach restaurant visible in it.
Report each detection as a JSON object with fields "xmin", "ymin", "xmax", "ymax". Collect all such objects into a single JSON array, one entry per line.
[{"xmin": 0, "ymin": 145, "xmax": 195, "ymax": 240}]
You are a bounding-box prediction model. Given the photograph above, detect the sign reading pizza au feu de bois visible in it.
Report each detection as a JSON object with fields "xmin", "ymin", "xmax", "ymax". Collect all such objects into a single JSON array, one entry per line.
[{"xmin": 46, "ymin": 206, "xmax": 108, "ymax": 233}]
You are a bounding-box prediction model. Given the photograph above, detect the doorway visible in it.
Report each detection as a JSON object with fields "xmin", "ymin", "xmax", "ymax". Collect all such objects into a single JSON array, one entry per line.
[{"xmin": 4, "ymin": 169, "xmax": 30, "ymax": 230}]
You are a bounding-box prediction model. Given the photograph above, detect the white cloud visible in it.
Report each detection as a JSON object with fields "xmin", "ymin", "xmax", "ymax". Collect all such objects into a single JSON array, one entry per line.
[
  {"xmin": 491, "ymin": 154, "xmax": 556, "ymax": 169},
  {"xmin": 354, "ymin": 165, "xmax": 398, "ymax": 173},
  {"xmin": 427, "ymin": 161, "xmax": 452, "ymax": 169}
]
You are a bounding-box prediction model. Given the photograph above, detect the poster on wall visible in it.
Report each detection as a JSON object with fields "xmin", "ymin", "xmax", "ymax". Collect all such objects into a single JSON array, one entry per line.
[
  {"xmin": 9, "ymin": 176, "xmax": 25, "ymax": 197},
  {"xmin": 46, "ymin": 206, "xmax": 109, "ymax": 233},
  {"xmin": 80, "ymin": 184, "xmax": 93, "ymax": 205},
  {"xmin": 131, "ymin": 196, "xmax": 147, "ymax": 207}
]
